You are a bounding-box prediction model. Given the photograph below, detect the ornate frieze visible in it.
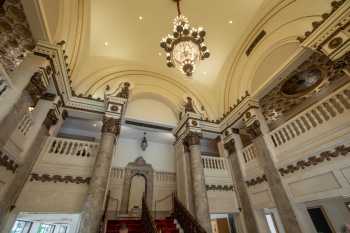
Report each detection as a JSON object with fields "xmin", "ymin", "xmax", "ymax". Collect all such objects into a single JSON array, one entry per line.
[
  {"xmin": 206, "ymin": 184, "xmax": 234, "ymax": 191},
  {"xmin": 0, "ymin": 0, "xmax": 35, "ymax": 72},
  {"xmin": 246, "ymin": 174, "xmax": 267, "ymax": 187},
  {"xmin": 101, "ymin": 116, "xmax": 121, "ymax": 136},
  {"xmin": 0, "ymin": 149, "xmax": 18, "ymax": 173},
  {"xmin": 30, "ymin": 173, "xmax": 90, "ymax": 184},
  {"xmin": 279, "ymin": 144, "xmax": 350, "ymax": 176}
]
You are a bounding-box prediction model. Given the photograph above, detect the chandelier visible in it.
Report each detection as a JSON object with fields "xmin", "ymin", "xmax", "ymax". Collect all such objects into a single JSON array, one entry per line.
[{"xmin": 160, "ymin": 0, "xmax": 210, "ymax": 77}]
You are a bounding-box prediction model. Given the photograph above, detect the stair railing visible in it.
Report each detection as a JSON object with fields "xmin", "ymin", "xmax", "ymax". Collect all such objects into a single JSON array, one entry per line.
[
  {"xmin": 173, "ymin": 194, "xmax": 207, "ymax": 233},
  {"xmin": 142, "ymin": 196, "xmax": 158, "ymax": 233}
]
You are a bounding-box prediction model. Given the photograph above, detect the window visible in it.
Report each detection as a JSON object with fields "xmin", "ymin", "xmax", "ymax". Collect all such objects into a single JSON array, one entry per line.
[
  {"xmin": 265, "ymin": 213, "xmax": 279, "ymax": 233},
  {"xmin": 10, "ymin": 220, "xmax": 32, "ymax": 233},
  {"xmin": 56, "ymin": 224, "xmax": 68, "ymax": 233},
  {"xmin": 37, "ymin": 224, "xmax": 55, "ymax": 233}
]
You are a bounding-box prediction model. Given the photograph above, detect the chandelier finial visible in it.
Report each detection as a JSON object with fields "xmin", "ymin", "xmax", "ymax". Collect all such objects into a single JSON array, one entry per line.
[{"xmin": 160, "ymin": 0, "xmax": 210, "ymax": 77}]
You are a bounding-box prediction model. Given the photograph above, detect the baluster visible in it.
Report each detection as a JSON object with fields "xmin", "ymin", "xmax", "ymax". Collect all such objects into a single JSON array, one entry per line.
[
  {"xmin": 60, "ymin": 141, "xmax": 67, "ymax": 154},
  {"xmin": 305, "ymin": 112, "xmax": 317, "ymax": 127},
  {"xmin": 282, "ymin": 128, "xmax": 290, "ymax": 141},
  {"xmin": 55, "ymin": 141, "xmax": 62, "ymax": 153},
  {"xmin": 311, "ymin": 109, "xmax": 323, "ymax": 124},
  {"xmin": 72, "ymin": 142, "xmax": 78, "ymax": 156},
  {"xmin": 300, "ymin": 116, "xmax": 311, "ymax": 130},
  {"xmin": 343, "ymin": 89, "xmax": 350, "ymax": 99},
  {"xmin": 274, "ymin": 132, "xmax": 282, "ymax": 146},
  {"xmin": 286, "ymin": 124, "xmax": 296, "ymax": 138},
  {"xmin": 323, "ymin": 101, "xmax": 336, "ymax": 117},
  {"xmin": 278, "ymin": 130, "xmax": 286, "ymax": 144},
  {"xmin": 329, "ymin": 98, "xmax": 344, "ymax": 114},
  {"xmin": 316, "ymin": 105, "xmax": 330, "ymax": 121},
  {"xmin": 49, "ymin": 139, "xmax": 56, "ymax": 153},
  {"xmin": 270, "ymin": 135, "xmax": 277, "ymax": 147},
  {"xmin": 336, "ymin": 94, "xmax": 350, "ymax": 109}
]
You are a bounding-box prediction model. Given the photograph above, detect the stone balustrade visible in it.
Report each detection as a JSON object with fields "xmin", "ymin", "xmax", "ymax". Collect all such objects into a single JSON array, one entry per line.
[
  {"xmin": 242, "ymin": 144, "xmax": 257, "ymax": 163},
  {"xmin": 269, "ymin": 82, "xmax": 350, "ymax": 150},
  {"xmin": 45, "ymin": 136, "xmax": 99, "ymax": 158},
  {"xmin": 201, "ymin": 155, "xmax": 231, "ymax": 178}
]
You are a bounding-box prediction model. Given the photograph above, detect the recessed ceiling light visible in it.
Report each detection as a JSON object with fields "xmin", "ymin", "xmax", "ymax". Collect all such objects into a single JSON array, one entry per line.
[
  {"xmin": 158, "ymin": 52, "xmax": 162, "ymax": 56},
  {"xmin": 228, "ymin": 20, "xmax": 233, "ymax": 24},
  {"xmin": 138, "ymin": 16, "xmax": 143, "ymax": 20},
  {"xmin": 203, "ymin": 71, "xmax": 207, "ymax": 75},
  {"xmin": 104, "ymin": 42, "xmax": 109, "ymax": 46}
]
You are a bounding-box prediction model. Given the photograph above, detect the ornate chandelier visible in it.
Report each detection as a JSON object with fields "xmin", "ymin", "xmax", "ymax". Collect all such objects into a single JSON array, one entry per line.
[{"xmin": 160, "ymin": 0, "xmax": 210, "ymax": 77}]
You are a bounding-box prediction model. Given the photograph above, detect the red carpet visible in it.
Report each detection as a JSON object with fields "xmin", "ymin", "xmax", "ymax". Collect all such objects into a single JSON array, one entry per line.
[{"xmin": 106, "ymin": 218, "xmax": 179, "ymax": 233}]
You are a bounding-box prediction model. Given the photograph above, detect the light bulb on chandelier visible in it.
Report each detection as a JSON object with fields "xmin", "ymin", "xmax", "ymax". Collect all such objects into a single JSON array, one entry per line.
[{"xmin": 160, "ymin": 0, "xmax": 210, "ymax": 77}]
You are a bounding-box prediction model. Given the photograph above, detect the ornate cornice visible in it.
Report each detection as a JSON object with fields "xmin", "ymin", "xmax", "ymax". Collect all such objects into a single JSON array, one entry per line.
[
  {"xmin": 297, "ymin": 0, "xmax": 346, "ymax": 43},
  {"xmin": 206, "ymin": 184, "xmax": 234, "ymax": 191},
  {"xmin": 279, "ymin": 144, "xmax": 350, "ymax": 176},
  {"xmin": 246, "ymin": 174, "xmax": 267, "ymax": 187},
  {"xmin": 0, "ymin": 149, "xmax": 18, "ymax": 173},
  {"xmin": 30, "ymin": 173, "xmax": 90, "ymax": 184},
  {"xmin": 102, "ymin": 116, "xmax": 121, "ymax": 136}
]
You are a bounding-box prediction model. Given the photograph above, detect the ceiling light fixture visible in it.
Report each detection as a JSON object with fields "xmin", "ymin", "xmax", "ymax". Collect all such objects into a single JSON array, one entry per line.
[
  {"xmin": 104, "ymin": 42, "xmax": 109, "ymax": 46},
  {"xmin": 138, "ymin": 16, "xmax": 143, "ymax": 20},
  {"xmin": 228, "ymin": 20, "xmax": 233, "ymax": 24},
  {"xmin": 160, "ymin": 0, "xmax": 210, "ymax": 77}
]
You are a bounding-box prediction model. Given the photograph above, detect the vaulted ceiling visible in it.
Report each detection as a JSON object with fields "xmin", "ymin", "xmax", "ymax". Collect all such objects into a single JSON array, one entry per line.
[{"xmin": 23, "ymin": 0, "xmax": 336, "ymax": 121}]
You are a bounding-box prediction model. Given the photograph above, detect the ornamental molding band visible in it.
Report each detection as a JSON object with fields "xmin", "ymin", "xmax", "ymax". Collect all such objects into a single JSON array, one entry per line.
[
  {"xmin": 30, "ymin": 173, "xmax": 91, "ymax": 184},
  {"xmin": 206, "ymin": 184, "xmax": 234, "ymax": 191},
  {"xmin": 0, "ymin": 0, "xmax": 35, "ymax": 72},
  {"xmin": 0, "ymin": 149, "xmax": 18, "ymax": 173},
  {"xmin": 279, "ymin": 144, "xmax": 350, "ymax": 176},
  {"xmin": 246, "ymin": 144, "xmax": 350, "ymax": 187},
  {"xmin": 102, "ymin": 116, "xmax": 121, "ymax": 136},
  {"xmin": 246, "ymin": 174, "xmax": 267, "ymax": 187}
]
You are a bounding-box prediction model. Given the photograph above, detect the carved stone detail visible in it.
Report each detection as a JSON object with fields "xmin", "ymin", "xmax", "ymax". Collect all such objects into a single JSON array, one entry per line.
[
  {"xmin": 30, "ymin": 173, "xmax": 90, "ymax": 184},
  {"xmin": 101, "ymin": 116, "xmax": 121, "ymax": 136},
  {"xmin": 44, "ymin": 109, "xmax": 58, "ymax": 129},
  {"xmin": 245, "ymin": 120, "xmax": 262, "ymax": 140},
  {"xmin": 184, "ymin": 132, "xmax": 201, "ymax": 146},
  {"xmin": 224, "ymin": 139, "xmax": 236, "ymax": 154},
  {"xmin": 184, "ymin": 97, "xmax": 196, "ymax": 113},
  {"xmin": 26, "ymin": 72, "xmax": 48, "ymax": 105},
  {"xmin": 246, "ymin": 174, "xmax": 267, "ymax": 187},
  {"xmin": 116, "ymin": 82, "xmax": 130, "ymax": 99},
  {"xmin": 0, "ymin": 149, "xmax": 18, "ymax": 173}
]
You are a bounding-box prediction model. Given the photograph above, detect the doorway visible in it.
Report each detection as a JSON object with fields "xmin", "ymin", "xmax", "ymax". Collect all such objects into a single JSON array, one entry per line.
[
  {"xmin": 128, "ymin": 174, "xmax": 146, "ymax": 212},
  {"xmin": 307, "ymin": 207, "xmax": 335, "ymax": 233}
]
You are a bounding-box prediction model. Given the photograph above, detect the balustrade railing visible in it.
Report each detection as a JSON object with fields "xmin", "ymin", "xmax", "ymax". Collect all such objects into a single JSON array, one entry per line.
[
  {"xmin": 173, "ymin": 195, "xmax": 207, "ymax": 233},
  {"xmin": 269, "ymin": 83, "xmax": 350, "ymax": 148},
  {"xmin": 142, "ymin": 196, "xmax": 158, "ymax": 233},
  {"xmin": 17, "ymin": 112, "xmax": 32, "ymax": 136},
  {"xmin": 242, "ymin": 144, "xmax": 257, "ymax": 163},
  {"xmin": 45, "ymin": 136, "xmax": 99, "ymax": 157},
  {"xmin": 201, "ymin": 155, "xmax": 231, "ymax": 177}
]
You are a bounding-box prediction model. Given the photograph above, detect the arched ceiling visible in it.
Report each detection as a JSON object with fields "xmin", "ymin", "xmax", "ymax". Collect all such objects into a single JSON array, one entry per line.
[{"xmin": 26, "ymin": 0, "xmax": 337, "ymax": 119}]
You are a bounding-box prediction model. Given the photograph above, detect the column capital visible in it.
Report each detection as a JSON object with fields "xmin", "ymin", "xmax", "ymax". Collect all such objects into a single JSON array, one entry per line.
[
  {"xmin": 101, "ymin": 116, "xmax": 121, "ymax": 136},
  {"xmin": 245, "ymin": 120, "xmax": 262, "ymax": 140},
  {"xmin": 184, "ymin": 132, "xmax": 202, "ymax": 146},
  {"xmin": 224, "ymin": 139, "xmax": 236, "ymax": 155}
]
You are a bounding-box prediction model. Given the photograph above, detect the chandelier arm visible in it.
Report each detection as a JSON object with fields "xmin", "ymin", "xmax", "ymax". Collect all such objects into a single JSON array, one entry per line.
[{"xmin": 175, "ymin": 0, "xmax": 181, "ymax": 16}]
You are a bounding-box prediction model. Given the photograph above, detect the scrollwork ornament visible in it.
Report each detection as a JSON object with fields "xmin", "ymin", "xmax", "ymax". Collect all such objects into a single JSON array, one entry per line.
[{"xmin": 102, "ymin": 116, "xmax": 121, "ymax": 136}]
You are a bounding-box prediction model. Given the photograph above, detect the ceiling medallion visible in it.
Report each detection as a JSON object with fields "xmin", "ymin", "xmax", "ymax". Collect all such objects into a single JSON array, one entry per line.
[{"xmin": 160, "ymin": 0, "xmax": 210, "ymax": 77}]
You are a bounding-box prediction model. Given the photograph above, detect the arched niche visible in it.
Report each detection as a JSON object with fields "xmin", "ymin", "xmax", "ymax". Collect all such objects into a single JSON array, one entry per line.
[{"xmin": 120, "ymin": 157, "xmax": 154, "ymax": 214}]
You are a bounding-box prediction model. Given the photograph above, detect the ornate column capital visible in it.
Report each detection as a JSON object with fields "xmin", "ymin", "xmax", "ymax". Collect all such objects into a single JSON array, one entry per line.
[
  {"xmin": 184, "ymin": 132, "xmax": 202, "ymax": 146},
  {"xmin": 102, "ymin": 116, "xmax": 121, "ymax": 136},
  {"xmin": 245, "ymin": 120, "xmax": 262, "ymax": 140},
  {"xmin": 224, "ymin": 139, "xmax": 236, "ymax": 155},
  {"xmin": 44, "ymin": 108, "xmax": 59, "ymax": 129}
]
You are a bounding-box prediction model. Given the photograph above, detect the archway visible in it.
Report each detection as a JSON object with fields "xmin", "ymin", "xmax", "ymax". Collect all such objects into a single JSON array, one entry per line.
[
  {"xmin": 120, "ymin": 157, "xmax": 154, "ymax": 214},
  {"xmin": 127, "ymin": 174, "xmax": 146, "ymax": 212}
]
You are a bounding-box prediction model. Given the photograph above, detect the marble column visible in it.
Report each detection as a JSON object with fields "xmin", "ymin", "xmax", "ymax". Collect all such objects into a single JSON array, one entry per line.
[
  {"xmin": 246, "ymin": 119, "xmax": 303, "ymax": 233},
  {"xmin": 79, "ymin": 116, "xmax": 120, "ymax": 233},
  {"xmin": 224, "ymin": 136, "xmax": 261, "ymax": 233},
  {"xmin": 185, "ymin": 133, "xmax": 212, "ymax": 233}
]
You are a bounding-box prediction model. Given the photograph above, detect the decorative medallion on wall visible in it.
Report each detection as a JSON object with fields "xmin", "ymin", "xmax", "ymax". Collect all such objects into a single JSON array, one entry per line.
[
  {"xmin": 0, "ymin": 0, "xmax": 35, "ymax": 72},
  {"xmin": 260, "ymin": 52, "xmax": 348, "ymax": 129}
]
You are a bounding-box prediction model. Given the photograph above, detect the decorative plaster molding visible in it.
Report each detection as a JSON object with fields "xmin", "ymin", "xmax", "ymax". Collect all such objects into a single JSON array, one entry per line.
[
  {"xmin": 206, "ymin": 184, "xmax": 234, "ymax": 191},
  {"xmin": 246, "ymin": 174, "xmax": 267, "ymax": 187},
  {"xmin": 279, "ymin": 144, "xmax": 350, "ymax": 176},
  {"xmin": 30, "ymin": 173, "xmax": 90, "ymax": 184},
  {"xmin": 0, "ymin": 149, "xmax": 18, "ymax": 173}
]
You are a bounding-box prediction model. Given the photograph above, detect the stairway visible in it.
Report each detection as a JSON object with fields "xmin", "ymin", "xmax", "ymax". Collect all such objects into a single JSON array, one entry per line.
[
  {"xmin": 106, "ymin": 219, "xmax": 144, "ymax": 233},
  {"xmin": 106, "ymin": 218, "xmax": 179, "ymax": 233},
  {"xmin": 155, "ymin": 218, "xmax": 179, "ymax": 233}
]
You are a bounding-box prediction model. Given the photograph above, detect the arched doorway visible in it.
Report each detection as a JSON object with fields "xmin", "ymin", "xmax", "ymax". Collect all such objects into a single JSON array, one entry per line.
[
  {"xmin": 128, "ymin": 174, "xmax": 146, "ymax": 212},
  {"xmin": 120, "ymin": 157, "xmax": 154, "ymax": 214}
]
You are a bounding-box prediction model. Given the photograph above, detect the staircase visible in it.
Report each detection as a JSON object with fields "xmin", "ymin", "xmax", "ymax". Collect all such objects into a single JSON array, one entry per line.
[
  {"xmin": 156, "ymin": 218, "xmax": 179, "ymax": 233},
  {"xmin": 106, "ymin": 219, "xmax": 144, "ymax": 233}
]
